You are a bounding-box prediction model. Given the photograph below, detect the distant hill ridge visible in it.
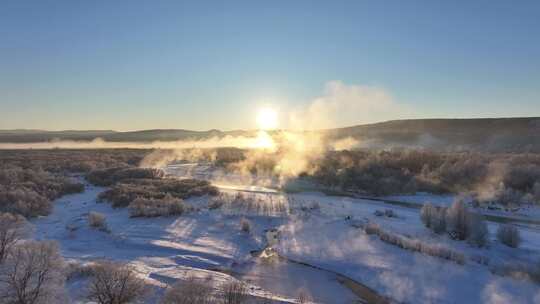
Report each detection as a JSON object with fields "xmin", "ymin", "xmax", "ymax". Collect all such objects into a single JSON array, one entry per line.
[{"xmin": 1, "ymin": 117, "xmax": 540, "ymax": 152}]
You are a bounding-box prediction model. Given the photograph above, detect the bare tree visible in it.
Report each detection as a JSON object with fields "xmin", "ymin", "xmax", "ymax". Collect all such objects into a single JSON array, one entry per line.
[
  {"xmin": 161, "ymin": 276, "xmax": 214, "ymax": 304},
  {"xmin": 0, "ymin": 240, "xmax": 66, "ymax": 304},
  {"xmin": 0, "ymin": 213, "xmax": 29, "ymax": 263},
  {"xmin": 87, "ymin": 260, "xmax": 147, "ymax": 304},
  {"xmin": 221, "ymin": 281, "xmax": 248, "ymax": 304}
]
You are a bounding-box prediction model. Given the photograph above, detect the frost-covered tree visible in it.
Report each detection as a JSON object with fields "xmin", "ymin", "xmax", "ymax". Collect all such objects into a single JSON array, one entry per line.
[
  {"xmin": 420, "ymin": 203, "xmax": 435, "ymax": 228},
  {"xmin": 88, "ymin": 261, "xmax": 147, "ymax": 304},
  {"xmin": 221, "ymin": 281, "xmax": 248, "ymax": 304},
  {"xmin": 0, "ymin": 213, "xmax": 29, "ymax": 263},
  {"xmin": 446, "ymin": 200, "xmax": 470, "ymax": 240},
  {"xmin": 295, "ymin": 287, "xmax": 313, "ymax": 304},
  {"xmin": 497, "ymin": 224, "xmax": 521, "ymax": 248},
  {"xmin": 467, "ymin": 214, "xmax": 489, "ymax": 247},
  {"xmin": 420, "ymin": 203, "xmax": 447, "ymax": 234},
  {"xmin": 431, "ymin": 207, "xmax": 447, "ymax": 234},
  {"xmin": 0, "ymin": 241, "xmax": 67, "ymax": 304}
]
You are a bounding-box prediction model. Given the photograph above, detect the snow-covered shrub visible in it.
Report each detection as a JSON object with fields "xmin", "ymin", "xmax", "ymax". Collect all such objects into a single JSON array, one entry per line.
[
  {"xmin": 86, "ymin": 167, "xmax": 164, "ymax": 186},
  {"xmin": 420, "ymin": 203, "xmax": 447, "ymax": 234},
  {"xmin": 0, "ymin": 240, "xmax": 67, "ymax": 304},
  {"xmin": 88, "ymin": 261, "xmax": 147, "ymax": 304},
  {"xmin": 214, "ymin": 192, "xmax": 287, "ymax": 216},
  {"xmin": 220, "ymin": 281, "xmax": 248, "ymax": 304},
  {"xmin": 0, "ymin": 213, "xmax": 28, "ymax": 263},
  {"xmin": 128, "ymin": 195, "xmax": 185, "ymax": 217},
  {"xmin": 374, "ymin": 210, "xmax": 384, "ymax": 217},
  {"xmin": 418, "ymin": 243, "xmax": 466, "ymax": 265},
  {"xmin": 375, "ymin": 209, "xmax": 397, "ymax": 218},
  {"xmin": 0, "ymin": 187, "xmax": 51, "ymax": 218},
  {"xmin": 295, "ymin": 287, "xmax": 313, "ymax": 304},
  {"xmin": 467, "ymin": 214, "xmax": 489, "ymax": 247},
  {"xmin": 363, "ymin": 221, "xmax": 465, "ymax": 264},
  {"xmin": 420, "ymin": 203, "xmax": 435, "ymax": 228},
  {"xmin": 240, "ymin": 217, "xmax": 251, "ymax": 233},
  {"xmin": 497, "ymin": 224, "xmax": 521, "ymax": 248},
  {"xmin": 446, "ymin": 200, "xmax": 471, "ymax": 240},
  {"xmin": 490, "ymin": 261, "xmax": 540, "ymax": 284},
  {"xmin": 208, "ymin": 198, "xmax": 224, "ymax": 210},
  {"xmin": 161, "ymin": 276, "xmax": 214, "ymax": 304},
  {"xmin": 470, "ymin": 254, "xmax": 490, "ymax": 266},
  {"xmin": 98, "ymin": 178, "xmax": 218, "ymax": 208},
  {"xmin": 65, "ymin": 262, "xmax": 100, "ymax": 281},
  {"xmin": 445, "ymin": 200, "xmax": 488, "ymax": 246},
  {"xmin": 431, "ymin": 207, "xmax": 447, "ymax": 234},
  {"xmin": 384, "ymin": 209, "xmax": 395, "ymax": 218},
  {"xmin": 88, "ymin": 211, "xmax": 108, "ymax": 232},
  {"xmin": 0, "ymin": 164, "xmax": 84, "ymax": 219},
  {"xmin": 364, "ymin": 222, "xmax": 381, "ymax": 235},
  {"xmin": 60, "ymin": 181, "xmax": 85, "ymax": 195}
]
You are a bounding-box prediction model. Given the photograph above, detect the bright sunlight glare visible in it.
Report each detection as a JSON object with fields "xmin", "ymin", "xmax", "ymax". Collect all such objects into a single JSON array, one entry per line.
[{"xmin": 256, "ymin": 108, "xmax": 279, "ymax": 130}]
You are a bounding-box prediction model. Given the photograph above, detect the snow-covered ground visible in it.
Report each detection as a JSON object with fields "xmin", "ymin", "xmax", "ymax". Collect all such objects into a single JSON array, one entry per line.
[
  {"xmin": 32, "ymin": 181, "xmax": 359, "ymax": 303},
  {"xmin": 30, "ymin": 166, "xmax": 540, "ymax": 303}
]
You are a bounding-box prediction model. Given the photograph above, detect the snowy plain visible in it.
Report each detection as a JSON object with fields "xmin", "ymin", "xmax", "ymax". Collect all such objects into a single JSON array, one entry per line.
[{"xmin": 29, "ymin": 166, "xmax": 540, "ymax": 303}]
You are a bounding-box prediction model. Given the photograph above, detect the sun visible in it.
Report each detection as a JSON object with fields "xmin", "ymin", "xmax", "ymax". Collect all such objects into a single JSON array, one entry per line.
[{"xmin": 256, "ymin": 108, "xmax": 278, "ymax": 130}]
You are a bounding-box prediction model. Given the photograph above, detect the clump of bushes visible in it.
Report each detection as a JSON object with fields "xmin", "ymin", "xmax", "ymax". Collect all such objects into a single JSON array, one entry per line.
[
  {"xmin": 446, "ymin": 201, "xmax": 489, "ymax": 247},
  {"xmin": 374, "ymin": 209, "xmax": 397, "ymax": 218},
  {"xmin": 128, "ymin": 195, "xmax": 186, "ymax": 217},
  {"xmin": 497, "ymin": 224, "xmax": 521, "ymax": 248},
  {"xmin": 363, "ymin": 221, "xmax": 465, "ymax": 264},
  {"xmin": 490, "ymin": 260, "xmax": 540, "ymax": 284},
  {"xmin": 239, "ymin": 217, "xmax": 251, "ymax": 233},
  {"xmin": 98, "ymin": 178, "xmax": 218, "ymax": 208},
  {"xmin": 220, "ymin": 281, "xmax": 248, "ymax": 304},
  {"xmin": 208, "ymin": 198, "xmax": 225, "ymax": 210},
  {"xmin": 421, "ymin": 201, "xmax": 489, "ymax": 247},
  {"xmin": 162, "ymin": 276, "xmax": 214, "ymax": 304},
  {"xmin": 88, "ymin": 211, "xmax": 109, "ymax": 232},
  {"xmin": 0, "ymin": 187, "xmax": 51, "ymax": 218},
  {"xmin": 86, "ymin": 167, "xmax": 164, "ymax": 186},
  {"xmin": 0, "ymin": 166, "xmax": 84, "ymax": 218}
]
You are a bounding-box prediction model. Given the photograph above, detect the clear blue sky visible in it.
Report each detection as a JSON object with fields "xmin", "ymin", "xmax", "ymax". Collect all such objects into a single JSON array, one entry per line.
[{"xmin": 1, "ymin": 0, "xmax": 539, "ymax": 131}]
